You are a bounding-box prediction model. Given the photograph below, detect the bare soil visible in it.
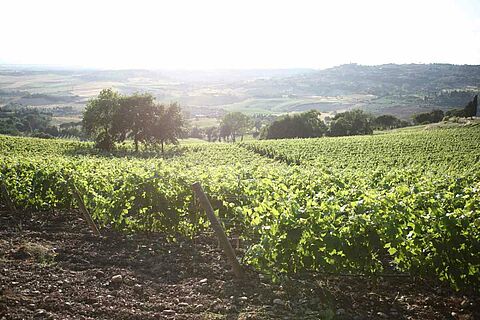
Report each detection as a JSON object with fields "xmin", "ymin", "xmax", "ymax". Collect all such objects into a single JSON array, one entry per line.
[{"xmin": 0, "ymin": 208, "xmax": 478, "ymax": 319}]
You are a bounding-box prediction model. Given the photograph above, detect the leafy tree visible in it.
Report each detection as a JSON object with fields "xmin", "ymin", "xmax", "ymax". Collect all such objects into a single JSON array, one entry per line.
[
  {"xmin": 373, "ymin": 114, "xmax": 409, "ymax": 130},
  {"xmin": 445, "ymin": 95, "xmax": 478, "ymax": 119},
  {"xmin": 83, "ymin": 89, "xmax": 122, "ymax": 151},
  {"xmin": 0, "ymin": 106, "xmax": 60, "ymax": 137},
  {"xmin": 117, "ymin": 93, "xmax": 157, "ymax": 152},
  {"xmin": 149, "ymin": 103, "xmax": 185, "ymax": 153},
  {"xmin": 219, "ymin": 123, "xmax": 232, "ymax": 142},
  {"xmin": 43, "ymin": 125, "xmax": 59, "ymax": 137},
  {"xmin": 445, "ymin": 108, "xmax": 466, "ymax": 118},
  {"xmin": 20, "ymin": 112, "xmax": 52, "ymax": 133},
  {"xmin": 329, "ymin": 117, "xmax": 350, "ymax": 137},
  {"xmin": 0, "ymin": 117, "xmax": 20, "ymax": 135},
  {"xmin": 412, "ymin": 109, "xmax": 444, "ymax": 125},
  {"xmin": 189, "ymin": 126, "xmax": 203, "ymax": 139},
  {"xmin": 328, "ymin": 109, "xmax": 373, "ymax": 136},
  {"xmin": 474, "ymin": 95, "xmax": 478, "ymax": 117},
  {"xmin": 262, "ymin": 110, "xmax": 327, "ymax": 139},
  {"xmin": 464, "ymin": 94, "xmax": 478, "ymax": 118},
  {"xmin": 204, "ymin": 126, "xmax": 219, "ymax": 142},
  {"xmin": 58, "ymin": 121, "xmax": 83, "ymax": 138},
  {"xmin": 219, "ymin": 112, "xmax": 251, "ymax": 142}
]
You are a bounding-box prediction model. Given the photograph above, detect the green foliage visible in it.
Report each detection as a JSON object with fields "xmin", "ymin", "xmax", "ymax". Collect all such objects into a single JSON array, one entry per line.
[
  {"xmin": 82, "ymin": 89, "xmax": 185, "ymax": 152},
  {"xmin": 204, "ymin": 126, "xmax": 219, "ymax": 142},
  {"xmin": 260, "ymin": 109, "xmax": 376, "ymax": 140},
  {"xmin": 261, "ymin": 110, "xmax": 327, "ymax": 139},
  {"xmin": 412, "ymin": 109, "xmax": 444, "ymax": 125},
  {"xmin": 464, "ymin": 95, "xmax": 478, "ymax": 118},
  {"xmin": 1, "ymin": 125, "xmax": 480, "ymax": 291},
  {"xmin": 329, "ymin": 109, "xmax": 373, "ymax": 136},
  {"xmin": 0, "ymin": 105, "xmax": 69, "ymax": 137},
  {"xmin": 116, "ymin": 93, "xmax": 157, "ymax": 151},
  {"xmin": 83, "ymin": 88, "xmax": 123, "ymax": 150},
  {"xmin": 445, "ymin": 95, "xmax": 478, "ymax": 119},
  {"xmin": 240, "ymin": 128, "xmax": 480, "ymax": 289},
  {"xmin": 445, "ymin": 108, "xmax": 467, "ymax": 118},
  {"xmin": 149, "ymin": 102, "xmax": 186, "ymax": 152},
  {"xmin": 219, "ymin": 112, "xmax": 251, "ymax": 142},
  {"xmin": 373, "ymin": 114, "xmax": 409, "ymax": 130}
]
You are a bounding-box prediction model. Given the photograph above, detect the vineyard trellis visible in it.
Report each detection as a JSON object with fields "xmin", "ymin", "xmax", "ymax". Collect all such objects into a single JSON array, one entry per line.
[{"xmin": 1, "ymin": 125, "xmax": 479, "ymax": 290}]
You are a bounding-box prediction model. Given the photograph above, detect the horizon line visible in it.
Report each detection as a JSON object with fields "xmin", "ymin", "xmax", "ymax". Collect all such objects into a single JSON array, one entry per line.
[{"xmin": 1, "ymin": 62, "xmax": 480, "ymax": 72}]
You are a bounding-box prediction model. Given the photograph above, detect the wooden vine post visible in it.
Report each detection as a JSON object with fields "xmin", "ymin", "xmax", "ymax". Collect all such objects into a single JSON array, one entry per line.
[
  {"xmin": 191, "ymin": 182, "xmax": 244, "ymax": 279},
  {"xmin": 71, "ymin": 182, "xmax": 101, "ymax": 236},
  {"xmin": 0, "ymin": 181, "xmax": 17, "ymax": 213}
]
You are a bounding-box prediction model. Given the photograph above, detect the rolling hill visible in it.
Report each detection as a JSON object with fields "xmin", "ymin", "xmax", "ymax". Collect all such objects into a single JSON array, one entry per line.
[{"xmin": 1, "ymin": 63, "xmax": 479, "ymax": 121}]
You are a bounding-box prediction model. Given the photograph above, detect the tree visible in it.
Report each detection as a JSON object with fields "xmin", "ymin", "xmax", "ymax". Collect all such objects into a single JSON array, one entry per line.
[
  {"xmin": 117, "ymin": 93, "xmax": 157, "ymax": 152},
  {"xmin": 464, "ymin": 95, "xmax": 478, "ymax": 118},
  {"xmin": 445, "ymin": 108, "xmax": 466, "ymax": 118},
  {"xmin": 58, "ymin": 121, "xmax": 83, "ymax": 138},
  {"xmin": 2, "ymin": 107, "xmax": 53, "ymax": 134},
  {"xmin": 83, "ymin": 89, "xmax": 122, "ymax": 151},
  {"xmin": 328, "ymin": 109, "xmax": 373, "ymax": 136},
  {"xmin": 0, "ymin": 104, "xmax": 70, "ymax": 138},
  {"xmin": 262, "ymin": 110, "xmax": 327, "ymax": 139},
  {"xmin": 329, "ymin": 117, "xmax": 349, "ymax": 136},
  {"xmin": 474, "ymin": 95, "xmax": 478, "ymax": 117},
  {"xmin": 219, "ymin": 123, "xmax": 231, "ymax": 142},
  {"xmin": 445, "ymin": 95, "xmax": 478, "ymax": 119},
  {"xmin": 149, "ymin": 103, "xmax": 185, "ymax": 153},
  {"xmin": 0, "ymin": 117, "xmax": 20, "ymax": 135},
  {"xmin": 412, "ymin": 109, "xmax": 444, "ymax": 125},
  {"xmin": 204, "ymin": 126, "xmax": 219, "ymax": 142},
  {"xmin": 189, "ymin": 126, "xmax": 203, "ymax": 139},
  {"xmin": 219, "ymin": 112, "xmax": 251, "ymax": 142},
  {"xmin": 83, "ymin": 89, "xmax": 185, "ymax": 152},
  {"xmin": 373, "ymin": 115, "xmax": 408, "ymax": 130}
]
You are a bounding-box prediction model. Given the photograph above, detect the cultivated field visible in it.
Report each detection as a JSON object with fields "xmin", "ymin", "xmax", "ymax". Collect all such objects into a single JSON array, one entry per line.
[{"xmin": 1, "ymin": 124, "xmax": 479, "ymax": 318}]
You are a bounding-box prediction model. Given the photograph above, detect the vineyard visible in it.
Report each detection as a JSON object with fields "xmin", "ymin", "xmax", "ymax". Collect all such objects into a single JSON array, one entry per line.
[{"xmin": 1, "ymin": 124, "xmax": 480, "ymax": 295}]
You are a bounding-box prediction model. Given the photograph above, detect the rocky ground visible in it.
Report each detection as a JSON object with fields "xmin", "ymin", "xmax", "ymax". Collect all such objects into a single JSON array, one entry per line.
[{"xmin": 0, "ymin": 208, "xmax": 478, "ymax": 319}]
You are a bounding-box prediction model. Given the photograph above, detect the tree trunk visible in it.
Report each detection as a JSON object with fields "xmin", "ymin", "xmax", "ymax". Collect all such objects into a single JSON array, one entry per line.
[
  {"xmin": 161, "ymin": 140, "xmax": 164, "ymax": 154},
  {"xmin": 134, "ymin": 137, "xmax": 139, "ymax": 152}
]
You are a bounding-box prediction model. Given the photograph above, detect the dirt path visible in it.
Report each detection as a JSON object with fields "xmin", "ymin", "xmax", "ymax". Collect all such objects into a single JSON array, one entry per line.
[{"xmin": 0, "ymin": 208, "xmax": 478, "ymax": 319}]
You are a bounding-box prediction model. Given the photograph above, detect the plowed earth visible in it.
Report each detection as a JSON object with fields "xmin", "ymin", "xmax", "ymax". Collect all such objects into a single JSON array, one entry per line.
[{"xmin": 0, "ymin": 207, "xmax": 478, "ymax": 319}]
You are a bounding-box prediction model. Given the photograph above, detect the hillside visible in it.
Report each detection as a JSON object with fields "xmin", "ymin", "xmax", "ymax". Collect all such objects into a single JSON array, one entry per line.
[
  {"xmin": 287, "ymin": 64, "xmax": 480, "ymax": 96},
  {"xmin": 1, "ymin": 64, "xmax": 479, "ymax": 122},
  {"xmin": 226, "ymin": 64, "xmax": 480, "ymax": 117}
]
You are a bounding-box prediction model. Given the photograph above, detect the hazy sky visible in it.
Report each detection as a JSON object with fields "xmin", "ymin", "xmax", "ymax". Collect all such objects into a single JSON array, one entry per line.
[{"xmin": 1, "ymin": 0, "xmax": 479, "ymax": 69}]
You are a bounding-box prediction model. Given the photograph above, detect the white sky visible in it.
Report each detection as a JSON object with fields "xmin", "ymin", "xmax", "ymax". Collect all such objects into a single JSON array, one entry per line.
[{"xmin": 0, "ymin": 0, "xmax": 479, "ymax": 69}]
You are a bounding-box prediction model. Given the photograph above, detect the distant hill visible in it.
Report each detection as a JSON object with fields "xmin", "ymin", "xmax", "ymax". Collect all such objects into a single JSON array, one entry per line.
[
  {"xmin": 1, "ymin": 63, "xmax": 479, "ymax": 120},
  {"xmin": 230, "ymin": 64, "xmax": 480, "ymax": 117},
  {"xmin": 281, "ymin": 63, "xmax": 480, "ymax": 96}
]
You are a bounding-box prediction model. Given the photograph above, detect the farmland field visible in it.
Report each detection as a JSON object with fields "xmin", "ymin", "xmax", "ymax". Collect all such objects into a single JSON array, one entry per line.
[
  {"xmin": 2, "ymin": 64, "xmax": 480, "ymax": 123},
  {"xmin": 2, "ymin": 123, "xmax": 480, "ymax": 289}
]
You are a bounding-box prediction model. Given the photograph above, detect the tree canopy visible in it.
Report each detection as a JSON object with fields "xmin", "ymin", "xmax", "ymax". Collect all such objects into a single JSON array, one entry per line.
[
  {"xmin": 82, "ymin": 89, "xmax": 185, "ymax": 152},
  {"xmin": 83, "ymin": 89, "xmax": 123, "ymax": 150},
  {"xmin": 219, "ymin": 112, "xmax": 251, "ymax": 142},
  {"xmin": 259, "ymin": 109, "xmax": 381, "ymax": 140},
  {"xmin": 328, "ymin": 109, "xmax": 373, "ymax": 136},
  {"xmin": 412, "ymin": 109, "xmax": 444, "ymax": 125},
  {"xmin": 261, "ymin": 110, "xmax": 327, "ymax": 139},
  {"xmin": 372, "ymin": 115, "xmax": 409, "ymax": 130},
  {"xmin": 0, "ymin": 104, "xmax": 81, "ymax": 138}
]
